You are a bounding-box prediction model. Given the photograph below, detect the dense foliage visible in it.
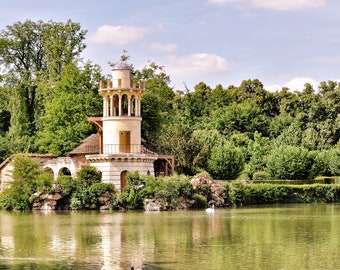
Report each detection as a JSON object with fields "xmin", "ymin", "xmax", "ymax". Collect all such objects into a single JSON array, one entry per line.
[
  {"xmin": 0, "ymin": 155, "xmax": 54, "ymax": 210},
  {"xmin": 2, "ymin": 156, "xmax": 340, "ymax": 211},
  {"xmin": 1, "ymin": 20, "xmax": 340, "ymax": 181},
  {"xmin": 119, "ymin": 172, "xmax": 196, "ymax": 210},
  {"xmin": 229, "ymin": 183, "xmax": 340, "ymax": 205}
]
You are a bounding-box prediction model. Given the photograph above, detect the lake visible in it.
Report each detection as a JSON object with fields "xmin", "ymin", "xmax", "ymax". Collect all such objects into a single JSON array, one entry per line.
[{"xmin": 0, "ymin": 204, "xmax": 339, "ymax": 269}]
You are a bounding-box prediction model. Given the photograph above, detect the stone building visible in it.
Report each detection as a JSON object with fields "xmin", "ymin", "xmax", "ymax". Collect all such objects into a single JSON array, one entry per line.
[{"xmin": 0, "ymin": 58, "xmax": 174, "ymax": 192}]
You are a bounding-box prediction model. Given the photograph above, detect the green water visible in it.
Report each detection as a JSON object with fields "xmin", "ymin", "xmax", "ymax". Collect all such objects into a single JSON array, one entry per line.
[{"xmin": 0, "ymin": 204, "xmax": 339, "ymax": 269}]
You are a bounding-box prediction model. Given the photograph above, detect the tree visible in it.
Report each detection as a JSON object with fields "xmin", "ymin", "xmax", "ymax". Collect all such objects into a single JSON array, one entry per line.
[
  {"xmin": 158, "ymin": 122, "xmax": 202, "ymax": 175},
  {"xmin": 0, "ymin": 20, "xmax": 87, "ymax": 152},
  {"xmin": 0, "ymin": 155, "xmax": 53, "ymax": 210},
  {"xmin": 266, "ymin": 145, "xmax": 314, "ymax": 180},
  {"xmin": 246, "ymin": 131, "xmax": 271, "ymax": 178},
  {"xmin": 36, "ymin": 63, "xmax": 101, "ymax": 156},
  {"xmin": 212, "ymin": 100, "xmax": 267, "ymax": 137},
  {"xmin": 182, "ymin": 82, "xmax": 212, "ymax": 126},
  {"xmin": 135, "ymin": 62, "xmax": 175, "ymax": 142},
  {"xmin": 207, "ymin": 142, "xmax": 245, "ymax": 180}
]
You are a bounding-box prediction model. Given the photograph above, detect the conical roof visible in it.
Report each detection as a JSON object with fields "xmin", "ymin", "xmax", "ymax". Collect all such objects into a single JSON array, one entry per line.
[{"xmin": 112, "ymin": 60, "xmax": 132, "ymax": 70}]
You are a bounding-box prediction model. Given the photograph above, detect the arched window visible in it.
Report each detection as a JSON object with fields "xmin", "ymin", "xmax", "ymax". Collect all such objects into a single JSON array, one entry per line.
[{"xmin": 59, "ymin": 167, "xmax": 71, "ymax": 176}]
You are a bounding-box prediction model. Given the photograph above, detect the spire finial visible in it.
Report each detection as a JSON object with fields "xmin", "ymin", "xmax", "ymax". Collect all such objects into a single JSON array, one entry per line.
[{"xmin": 120, "ymin": 50, "xmax": 130, "ymax": 62}]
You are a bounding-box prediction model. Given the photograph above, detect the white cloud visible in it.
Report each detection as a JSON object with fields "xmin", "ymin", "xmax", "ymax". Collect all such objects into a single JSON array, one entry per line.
[
  {"xmin": 89, "ymin": 25, "xmax": 149, "ymax": 45},
  {"xmin": 149, "ymin": 42, "xmax": 178, "ymax": 52},
  {"xmin": 208, "ymin": 0, "xmax": 326, "ymax": 10},
  {"xmin": 284, "ymin": 77, "xmax": 319, "ymax": 91},
  {"xmin": 266, "ymin": 77, "xmax": 319, "ymax": 92},
  {"xmin": 164, "ymin": 53, "xmax": 230, "ymax": 79},
  {"xmin": 251, "ymin": 0, "xmax": 326, "ymax": 11}
]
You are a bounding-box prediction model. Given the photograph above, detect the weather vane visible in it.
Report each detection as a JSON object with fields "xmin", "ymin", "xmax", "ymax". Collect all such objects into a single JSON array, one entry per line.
[{"xmin": 120, "ymin": 50, "xmax": 130, "ymax": 61}]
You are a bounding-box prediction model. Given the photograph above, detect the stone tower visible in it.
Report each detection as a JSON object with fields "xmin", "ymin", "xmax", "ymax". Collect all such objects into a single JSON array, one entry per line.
[{"xmin": 86, "ymin": 57, "xmax": 158, "ymax": 191}]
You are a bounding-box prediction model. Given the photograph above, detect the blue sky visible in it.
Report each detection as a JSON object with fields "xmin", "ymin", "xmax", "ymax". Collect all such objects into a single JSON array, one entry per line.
[{"xmin": 1, "ymin": 0, "xmax": 339, "ymax": 91}]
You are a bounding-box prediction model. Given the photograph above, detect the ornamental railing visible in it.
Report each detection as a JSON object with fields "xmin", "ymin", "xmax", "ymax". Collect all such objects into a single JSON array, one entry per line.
[{"xmin": 102, "ymin": 144, "xmax": 156, "ymax": 155}]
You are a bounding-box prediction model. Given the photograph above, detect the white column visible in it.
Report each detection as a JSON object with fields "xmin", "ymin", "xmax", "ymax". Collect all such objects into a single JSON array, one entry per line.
[
  {"xmin": 118, "ymin": 95, "xmax": 122, "ymax": 116},
  {"xmin": 137, "ymin": 96, "xmax": 141, "ymax": 116},
  {"xmin": 128, "ymin": 95, "xmax": 131, "ymax": 116},
  {"xmin": 109, "ymin": 95, "xmax": 113, "ymax": 116},
  {"xmin": 103, "ymin": 97, "xmax": 107, "ymax": 117}
]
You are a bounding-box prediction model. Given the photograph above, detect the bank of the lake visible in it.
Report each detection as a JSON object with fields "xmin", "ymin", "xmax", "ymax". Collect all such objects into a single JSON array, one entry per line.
[{"xmin": 1, "ymin": 203, "xmax": 340, "ymax": 270}]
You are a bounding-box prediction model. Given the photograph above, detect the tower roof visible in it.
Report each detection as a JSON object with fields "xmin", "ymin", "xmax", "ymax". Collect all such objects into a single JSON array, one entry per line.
[{"xmin": 112, "ymin": 60, "xmax": 132, "ymax": 71}]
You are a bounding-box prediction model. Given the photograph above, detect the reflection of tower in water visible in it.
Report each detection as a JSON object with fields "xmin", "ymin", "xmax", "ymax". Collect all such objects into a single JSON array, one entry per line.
[{"xmin": 99, "ymin": 213, "xmax": 156, "ymax": 269}]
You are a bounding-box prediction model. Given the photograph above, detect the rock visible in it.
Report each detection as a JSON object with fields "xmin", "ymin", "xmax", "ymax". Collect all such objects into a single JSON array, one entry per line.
[
  {"xmin": 144, "ymin": 199, "xmax": 162, "ymax": 211},
  {"xmin": 190, "ymin": 174, "xmax": 227, "ymax": 207}
]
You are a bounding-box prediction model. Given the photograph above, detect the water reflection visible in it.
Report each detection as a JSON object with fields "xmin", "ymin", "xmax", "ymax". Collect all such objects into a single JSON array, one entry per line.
[{"xmin": 0, "ymin": 204, "xmax": 340, "ymax": 269}]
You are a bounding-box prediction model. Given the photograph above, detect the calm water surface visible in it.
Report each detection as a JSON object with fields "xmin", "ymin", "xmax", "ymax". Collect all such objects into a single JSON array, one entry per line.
[{"xmin": 0, "ymin": 204, "xmax": 340, "ymax": 270}]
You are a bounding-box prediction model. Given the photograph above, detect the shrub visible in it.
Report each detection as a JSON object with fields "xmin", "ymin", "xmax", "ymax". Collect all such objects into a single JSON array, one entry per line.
[
  {"xmin": 227, "ymin": 183, "xmax": 340, "ymax": 205},
  {"xmin": 207, "ymin": 142, "xmax": 244, "ymax": 180},
  {"xmin": 119, "ymin": 186, "xmax": 144, "ymax": 209},
  {"xmin": 88, "ymin": 183, "xmax": 115, "ymax": 196},
  {"xmin": 266, "ymin": 145, "xmax": 314, "ymax": 180},
  {"xmin": 328, "ymin": 148, "xmax": 340, "ymax": 176},
  {"xmin": 76, "ymin": 166, "xmax": 102, "ymax": 187},
  {"xmin": 35, "ymin": 172, "xmax": 54, "ymax": 193},
  {"xmin": 155, "ymin": 178, "xmax": 181, "ymax": 209},
  {"xmin": 70, "ymin": 197, "xmax": 82, "ymax": 210},
  {"xmin": 0, "ymin": 155, "xmax": 50, "ymax": 210},
  {"xmin": 56, "ymin": 175, "xmax": 76, "ymax": 197},
  {"xmin": 192, "ymin": 193, "xmax": 207, "ymax": 208},
  {"xmin": 253, "ymin": 171, "xmax": 270, "ymax": 180}
]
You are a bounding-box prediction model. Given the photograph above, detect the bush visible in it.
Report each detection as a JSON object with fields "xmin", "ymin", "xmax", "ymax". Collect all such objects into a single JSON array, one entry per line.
[
  {"xmin": 0, "ymin": 155, "xmax": 50, "ymax": 210},
  {"xmin": 36, "ymin": 172, "xmax": 54, "ymax": 192},
  {"xmin": 70, "ymin": 197, "xmax": 82, "ymax": 210},
  {"xmin": 253, "ymin": 171, "xmax": 270, "ymax": 180},
  {"xmin": 208, "ymin": 142, "xmax": 245, "ymax": 180},
  {"xmin": 266, "ymin": 145, "xmax": 314, "ymax": 180},
  {"xmin": 228, "ymin": 183, "xmax": 340, "ymax": 205},
  {"xmin": 328, "ymin": 148, "xmax": 340, "ymax": 176},
  {"xmin": 192, "ymin": 193, "xmax": 207, "ymax": 208},
  {"xmin": 76, "ymin": 166, "xmax": 102, "ymax": 187},
  {"xmin": 88, "ymin": 182, "xmax": 115, "ymax": 196},
  {"xmin": 56, "ymin": 175, "xmax": 76, "ymax": 197}
]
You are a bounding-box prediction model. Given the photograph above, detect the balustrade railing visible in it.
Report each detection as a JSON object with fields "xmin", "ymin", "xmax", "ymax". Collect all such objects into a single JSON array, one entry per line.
[{"xmin": 102, "ymin": 144, "xmax": 156, "ymax": 155}]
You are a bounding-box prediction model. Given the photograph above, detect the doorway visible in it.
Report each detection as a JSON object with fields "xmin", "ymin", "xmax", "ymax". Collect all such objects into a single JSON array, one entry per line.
[{"xmin": 119, "ymin": 131, "xmax": 130, "ymax": 152}]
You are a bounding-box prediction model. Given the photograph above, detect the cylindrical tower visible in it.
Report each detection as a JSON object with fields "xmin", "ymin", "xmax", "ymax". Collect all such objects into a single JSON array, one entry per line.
[
  {"xmin": 87, "ymin": 57, "xmax": 159, "ymax": 191},
  {"xmin": 98, "ymin": 60, "xmax": 145, "ymax": 154}
]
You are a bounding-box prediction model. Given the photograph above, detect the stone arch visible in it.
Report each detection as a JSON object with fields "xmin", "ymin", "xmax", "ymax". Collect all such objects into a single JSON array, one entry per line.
[
  {"xmin": 58, "ymin": 167, "xmax": 71, "ymax": 177},
  {"xmin": 44, "ymin": 167, "xmax": 54, "ymax": 177},
  {"xmin": 120, "ymin": 170, "xmax": 128, "ymax": 191}
]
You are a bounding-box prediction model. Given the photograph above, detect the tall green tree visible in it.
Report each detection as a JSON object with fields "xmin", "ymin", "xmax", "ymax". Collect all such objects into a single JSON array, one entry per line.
[
  {"xmin": 135, "ymin": 62, "xmax": 175, "ymax": 142},
  {"xmin": 36, "ymin": 63, "xmax": 102, "ymax": 156},
  {"xmin": 0, "ymin": 20, "xmax": 87, "ymax": 152},
  {"xmin": 266, "ymin": 145, "xmax": 314, "ymax": 180}
]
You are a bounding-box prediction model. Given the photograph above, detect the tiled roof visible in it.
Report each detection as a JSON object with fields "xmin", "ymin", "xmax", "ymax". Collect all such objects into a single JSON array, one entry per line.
[{"xmin": 68, "ymin": 134, "xmax": 99, "ymax": 156}]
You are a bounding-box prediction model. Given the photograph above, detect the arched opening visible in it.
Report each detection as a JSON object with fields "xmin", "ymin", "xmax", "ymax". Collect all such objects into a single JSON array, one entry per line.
[
  {"xmin": 121, "ymin": 94, "xmax": 128, "ymax": 115},
  {"xmin": 59, "ymin": 167, "xmax": 71, "ymax": 176},
  {"xmin": 113, "ymin": 94, "xmax": 119, "ymax": 116},
  {"xmin": 120, "ymin": 170, "xmax": 128, "ymax": 191},
  {"xmin": 44, "ymin": 167, "xmax": 54, "ymax": 177}
]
